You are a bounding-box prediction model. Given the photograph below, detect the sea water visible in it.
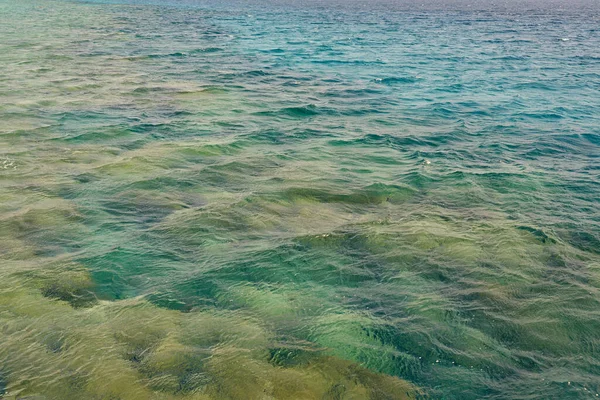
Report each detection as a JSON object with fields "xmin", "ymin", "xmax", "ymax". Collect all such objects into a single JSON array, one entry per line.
[{"xmin": 0, "ymin": 0, "xmax": 599, "ymax": 398}]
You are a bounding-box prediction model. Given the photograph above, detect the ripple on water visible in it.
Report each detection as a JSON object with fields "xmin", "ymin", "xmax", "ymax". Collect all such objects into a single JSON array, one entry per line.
[{"xmin": 1, "ymin": 0, "xmax": 600, "ymax": 399}]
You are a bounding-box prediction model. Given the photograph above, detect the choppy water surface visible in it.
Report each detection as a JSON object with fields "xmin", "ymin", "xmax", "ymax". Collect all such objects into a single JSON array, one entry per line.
[{"xmin": 1, "ymin": 0, "xmax": 600, "ymax": 398}]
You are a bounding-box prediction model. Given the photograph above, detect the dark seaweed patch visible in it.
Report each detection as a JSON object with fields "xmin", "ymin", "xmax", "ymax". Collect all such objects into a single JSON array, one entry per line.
[
  {"xmin": 517, "ymin": 226, "xmax": 555, "ymax": 244},
  {"xmin": 41, "ymin": 282, "xmax": 97, "ymax": 308},
  {"xmin": 268, "ymin": 346, "xmax": 316, "ymax": 367},
  {"xmin": 568, "ymin": 231, "xmax": 600, "ymax": 254}
]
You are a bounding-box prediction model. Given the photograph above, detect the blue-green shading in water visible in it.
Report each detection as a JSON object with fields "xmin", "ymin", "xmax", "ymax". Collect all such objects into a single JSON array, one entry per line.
[{"xmin": 0, "ymin": 0, "xmax": 599, "ymax": 399}]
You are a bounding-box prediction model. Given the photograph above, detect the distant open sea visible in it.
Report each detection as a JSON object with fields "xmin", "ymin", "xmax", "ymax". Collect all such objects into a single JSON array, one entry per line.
[{"xmin": 1, "ymin": 0, "xmax": 599, "ymax": 398}]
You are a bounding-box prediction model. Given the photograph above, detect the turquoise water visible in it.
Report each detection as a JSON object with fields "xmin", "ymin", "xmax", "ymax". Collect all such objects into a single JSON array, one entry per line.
[{"xmin": 1, "ymin": 0, "xmax": 600, "ymax": 398}]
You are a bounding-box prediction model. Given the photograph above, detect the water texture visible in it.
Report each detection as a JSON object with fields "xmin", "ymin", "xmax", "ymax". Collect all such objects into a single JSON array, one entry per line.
[{"xmin": 1, "ymin": 0, "xmax": 599, "ymax": 398}]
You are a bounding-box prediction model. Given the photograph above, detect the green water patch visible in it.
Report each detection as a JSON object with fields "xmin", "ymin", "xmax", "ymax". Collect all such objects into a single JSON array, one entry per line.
[
  {"xmin": 57, "ymin": 124, "xmax": 147, "ymax": 150},
  {"xmin": 0, "ymin": 196, "xmax": 91, "ymax": 257},
  {"xmin": 95, "ymin": 189, "xmax": 188, "ymax": 225},
  {"xmin": 171, "ymin": 141, "xmax": 246, "ymax": 159},
  {"xmin": 0, "ymin": 269, "xmax": 420, "ymax": 400},
  {"xmin": 7, "ymin": 166, "xmax": 597, "ymax": 398},
  {"xmin": 211, "ymin": 282, "xmax": 426, "ymax": 380},
  {"xmin": 148, "ymin": 191, "xmax": 364, "ymax": 249},
  {"xmin": 85, "ymin": 139, "xmax": 249, "ymax": 185},
  {"xmin": 280, "ymin": 183, "xmax": 416, "ymax": 206},
  {"xmin": 2, "ymin": 0, "xmax": 600, "ymax": 398}
]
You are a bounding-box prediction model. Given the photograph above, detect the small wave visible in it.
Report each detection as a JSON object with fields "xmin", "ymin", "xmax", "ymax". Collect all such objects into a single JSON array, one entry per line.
[
  {"xmin": 255, "ymin": 105, "xmax": 325, "ymax": 118},
  {"xmin": 311, "ymin": 59, "xmax": 386, "ymax": 66},
  {"xmin": 373, "ymin": 76, "xmax": 419, "ymax": 85},
  {"xmin": 260, "ymin": 48, "xmax": 285, "ymax": 54},
  {"xmin": 147, "ymin": 52, "xmax": 187, "ymax": 58},
  {"xmin": 516, "ymin": 111, "xmax": 564, "ymax": 120},
  {"xmin": 512, "ymin": 81, "xmax": 557, "ymax": 91},
  {"xmin": 189, "ymin": 47, "xmax": 223, "ymax": 54},
  {"xmin": 242, "ymin": 69, "xmax": 270, "ymax": 77},
  {"xmin": 280, "ymin": 106, "xmax": 320, "ymax": 117}
]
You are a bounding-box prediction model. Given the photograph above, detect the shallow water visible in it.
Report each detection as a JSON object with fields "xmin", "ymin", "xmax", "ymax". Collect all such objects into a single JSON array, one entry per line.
[{"xmin": 1, "ymin": 0, "xmax": 599, "ymax": 398}]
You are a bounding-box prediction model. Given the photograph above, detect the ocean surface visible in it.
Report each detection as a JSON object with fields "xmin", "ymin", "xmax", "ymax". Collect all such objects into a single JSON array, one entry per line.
[{"xmin": 1, "ymin": 0, "xmax": 600, "ymax": 398}]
